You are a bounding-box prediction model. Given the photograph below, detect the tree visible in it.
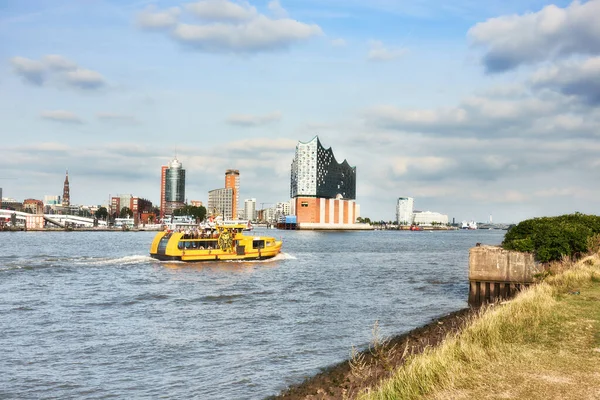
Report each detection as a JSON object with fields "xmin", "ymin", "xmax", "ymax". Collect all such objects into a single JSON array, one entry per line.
[
  {"xmin": 95, "ymin": 207, "xmax": 108, "ymax": 220},
  {"xmin": 173, "ymin": 205, "xmax": 207, "ymax": 222},
  {"xmin": 120, "ymin": 207, "xmax": 133, "ymax": 218}
]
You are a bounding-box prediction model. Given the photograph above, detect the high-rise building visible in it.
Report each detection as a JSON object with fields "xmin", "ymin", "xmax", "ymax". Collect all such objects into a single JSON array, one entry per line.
[
  {"xmin": 396, "ymin": 197, "xmax": 414, "ymax": 225},
  {"xmin": 160, "ymin": 158, "xmax": 185, "ymax": 218},
  {"xmin": 160, "ymin": 165, "xmax": 167, "ymax": 218},
  {"xmin": 62, "ymin": 170, "xmax": 70, "ymax": 207},
  {"xmin": 225, "ymin": 169, "xmax": 239, "ymax": 220},
  {"xmin": 208, "ymin": 188, "xmax": 234, "ymax": 220},
  {"xmin": 290, "ymin": 136, "xmax": 359, "ymax": 226},
  {"xmin": 244, "ymin": 198, "xmax": 256, "ymax": 221}
]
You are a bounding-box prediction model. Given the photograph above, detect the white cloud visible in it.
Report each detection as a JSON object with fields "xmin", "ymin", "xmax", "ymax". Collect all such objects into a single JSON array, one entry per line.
[
  {"xmin": 367, "ymin": 40, "xmax": 407, "ymax": 61},
  {"xmin": 365, "ymin": 94, "xmax": 580, "ymax": 138},
  {"xmin": 391, "ymin": 156, "xmax": 457, "ymax": 177},
  {"xmin": 226, "ymin": 111, "xmax": 282, "ymax": 126},
  {"xmin": 65, "ymin": 68, "xmax": 106, "ymax": 89},
  {"xmin": 10, "ymin": 56, "xmax": 45, "ymax": 85},
  {"xmin": 138, "ymin": 1, "xmax": 322, "ymax": 53},
  {"xmin": 136, "ymin": 5, "xmax": 180, "ymax": 29},
  {"xmin": 10, "ymin": 55, "xmax": 106, "ymax": 90},
  {"xmin": 40, "ymin": 110, "xmax": 83, "ymax": 124},
  {"xmin": 172, "ymin": 15, "xmax": 322, "ymax": 52},
  {"xmin": 43, "ymin": 54, "xmax": 78, "ymax": 70},
  {"xmin": 468, "ymin": 0, "xmax": 600, "ymax": 72},
  {"xmin": 267, "ymin": 0, "xmax": 288, "ymax": 19},
  {"xmin": 186, "ymin": 0, "xmax": 257, "ymax": 22},
  {"xmin": 531, "ymin": 56, "xmax": 600, "ymax": 105}
]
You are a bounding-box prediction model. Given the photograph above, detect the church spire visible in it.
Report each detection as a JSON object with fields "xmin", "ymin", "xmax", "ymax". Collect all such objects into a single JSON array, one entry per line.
[{"xmin": 62, "ymin": 169, "xmax": 70, "ymax": 207}]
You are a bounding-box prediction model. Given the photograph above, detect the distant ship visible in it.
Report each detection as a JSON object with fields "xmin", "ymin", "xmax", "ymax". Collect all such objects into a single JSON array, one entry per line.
[{"xmin": 461, "ymin": 220, "xmax": 478, "ymax": 230}]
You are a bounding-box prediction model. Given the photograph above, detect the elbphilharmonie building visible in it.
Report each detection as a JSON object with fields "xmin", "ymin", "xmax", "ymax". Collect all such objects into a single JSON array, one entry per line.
[
  {"xmin": 290, "ymin": 136, "xmax": 363, "ymax": 228},
  {"xmin": 290, "ymin": 136, "xmax": 356, "ymax": 200}
]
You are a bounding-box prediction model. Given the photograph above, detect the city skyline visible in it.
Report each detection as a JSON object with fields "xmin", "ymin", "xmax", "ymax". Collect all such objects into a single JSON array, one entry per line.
[{"xmin": 2, "ymin": 0, "xmax": 599, "ymax": 223}]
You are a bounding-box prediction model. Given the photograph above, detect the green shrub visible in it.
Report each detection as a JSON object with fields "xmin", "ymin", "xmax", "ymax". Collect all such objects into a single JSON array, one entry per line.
[{"xmin": 502, "ymin": 213, "xmax": 600, "ymax": 263}]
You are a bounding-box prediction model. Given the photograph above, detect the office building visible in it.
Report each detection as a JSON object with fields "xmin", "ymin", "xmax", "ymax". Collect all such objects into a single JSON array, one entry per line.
[
  {"xmin": 244, "ymin": 198, "xmax": 256, "ymax": 221},
  {"xmin": 225, "ymin": 169, "xmax": 240, "ymax": 220},
  {"xmin": 160, "ymin": 157, "xmax": 186, "ymax": 218},
  {"xmin": 290, "ymin": 136, "xmax": 360, "ymax": 227},
  {"xmin": 396, "ymin": 197, "xmax": 415, "ymax": 225},
  {"xmin": 44, "ymin": 195, "xmax": 61, "ymax": 206},
  {"xmin": 208, "ymin": 188, "xmax": 234, "ymax": 220}
]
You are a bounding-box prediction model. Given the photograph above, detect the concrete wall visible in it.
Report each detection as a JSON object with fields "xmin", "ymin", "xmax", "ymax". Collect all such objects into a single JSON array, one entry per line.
[
  {"xmin": 469, "ymin": 245, "xmax": 541, "ymax": 283},
  {"xmin": 469, "ymin": 245, "xmax": 543, "ymax": 306}
]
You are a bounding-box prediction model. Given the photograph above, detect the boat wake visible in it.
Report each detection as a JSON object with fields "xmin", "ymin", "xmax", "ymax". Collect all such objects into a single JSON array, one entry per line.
[
  {"xmin": 73, "ymin": 255, "xmax": 157, "ymax": 266},
  {"xmin": 229, "ymin": 252, "xmax": 296, "ymax": 263}
]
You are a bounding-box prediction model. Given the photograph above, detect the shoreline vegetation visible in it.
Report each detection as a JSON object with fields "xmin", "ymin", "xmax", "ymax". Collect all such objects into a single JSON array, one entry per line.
[
  {"xmin": 274, "ymin": 253, "xmax": 600, "ymax": 400},
  {"xmin": 273, "ymin": 214, "xmax": 600, "ymax": 400}
]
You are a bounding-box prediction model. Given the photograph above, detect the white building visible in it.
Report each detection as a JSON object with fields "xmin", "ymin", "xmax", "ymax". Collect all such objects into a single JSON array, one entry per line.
[
  {"xmin": 276, "ymin": 201, "xmax": 291, "ymax": 216},
  {"xmin": 244, "ymin": 198, "xmax": 256, "ymax": 221},
  {"xmin": 396, "ymin": 197, "xmax": 414, "ymax": 225},
  {"xmin": 413, "ymin": 211, "xmax": 449, "ymax": 226},
  {"xmin": 43, "ymin": 195, "xmax": 61, "ymax": 206},
  {"xmin": 208, "ymin": 188, "xmax": 234, "ymax": 220}
]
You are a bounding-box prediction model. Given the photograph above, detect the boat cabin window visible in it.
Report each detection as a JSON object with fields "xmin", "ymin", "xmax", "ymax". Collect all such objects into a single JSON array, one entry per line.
[
  {"xmin": 178, "ymin": 238, "xmax": 218, "ymax": 250},
  {"xmin": 252, "ymin": 240, "xmax": 265, "ymax": 249}
]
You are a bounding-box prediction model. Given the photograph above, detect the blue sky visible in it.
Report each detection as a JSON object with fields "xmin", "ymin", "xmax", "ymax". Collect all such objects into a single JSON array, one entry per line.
[{"xmin": 1, "ymin": 0, "xmax": 599, "ymax": 223}]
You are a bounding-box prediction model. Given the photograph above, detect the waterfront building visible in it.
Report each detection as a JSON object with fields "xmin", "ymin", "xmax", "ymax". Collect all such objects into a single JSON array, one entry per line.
[
  {"xmin": 413, "ymin": 211, "xmax": 449, "ymax": 226},
  {"xmin": 160, "ymin": 158, "xmax": 186, "ymax": 218},
  {"xmin": 23, "ymin": 199, "xmax": 44, "ymax": 214},
  {"xmin": 111, "ymin": 195, "xmax": 153, "ymax": 224},
  {"xmin": 225, "ymin": 169, "xmax": 240, "ymax": 220},
  {"xmin": 208, "ymin": 188, "xmax": 234, "ymax": 220},
  {"xmin": 1, "ymin": 197, "xmax": 22, "ymax": 211},
  {"xmin": 244, "ymin": 198, "xmax": 256, "ymax": 221},
  {"xmin": 190, "ymin": 200, "xmax": 203, "ymax": 207},
  {"xmin": 131, "ymin": 197, "xmax": 153, "ymax": 225},
  {"xmin": 62, "ymin": 170, "xmax": 70, "ymax": 207},
  {"xmin": 290, "ymin": 136, "xmax": 360, "ymax": 227},
  {"xmin": 276, "ymin": 201, "xmax": 291, "ymax": 216},
  {"xmin": 396, "ymin": 197, "xmax": 414, "ymax": 225}
]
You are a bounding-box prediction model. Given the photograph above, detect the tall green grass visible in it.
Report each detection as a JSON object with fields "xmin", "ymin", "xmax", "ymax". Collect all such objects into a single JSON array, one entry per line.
[{"xmin": 361, "ymin": 254, "xmax": 600, "ymax": 400}]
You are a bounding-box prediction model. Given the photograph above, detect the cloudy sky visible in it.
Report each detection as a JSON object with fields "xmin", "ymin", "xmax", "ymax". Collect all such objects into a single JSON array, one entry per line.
[{"xmin": 2, "ymin": 0, "xmax": 599, "ymax": 223}]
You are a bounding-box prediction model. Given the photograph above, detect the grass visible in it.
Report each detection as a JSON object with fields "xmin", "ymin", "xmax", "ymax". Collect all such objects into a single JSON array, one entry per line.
[{"xmin": 360, "ymin": 254, "xmax": 600, "ymax": 400}]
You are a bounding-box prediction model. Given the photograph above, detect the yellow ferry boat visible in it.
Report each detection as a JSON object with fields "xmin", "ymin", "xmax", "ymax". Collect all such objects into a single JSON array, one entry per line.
[{"xmin": 149, "ymin": 222, "xmax": 282, "ymax": 262}]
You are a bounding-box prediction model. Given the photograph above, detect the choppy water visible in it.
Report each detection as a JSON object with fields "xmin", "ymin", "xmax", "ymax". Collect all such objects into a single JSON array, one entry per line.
[{"xmin": 0, "ymin": 229, "xmax": 504, "ymax": 399}]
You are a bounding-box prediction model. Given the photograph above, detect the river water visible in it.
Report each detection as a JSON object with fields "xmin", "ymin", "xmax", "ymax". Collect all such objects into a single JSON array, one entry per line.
[{"xmin": 0, "ymin": 229, "xmax": 504, "ymax": 399}]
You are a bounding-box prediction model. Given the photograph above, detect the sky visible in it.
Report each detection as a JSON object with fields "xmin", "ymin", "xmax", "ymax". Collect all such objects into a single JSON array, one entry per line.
[{"xmin": 1, "ymin": 0, "xmax": 599, "ymax": 223}]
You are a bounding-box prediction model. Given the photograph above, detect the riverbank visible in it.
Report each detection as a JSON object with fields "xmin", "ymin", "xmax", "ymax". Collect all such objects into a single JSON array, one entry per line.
[
  {"xmin": 271, "ymin": 308, "xmax": 475, "ymax": 399},
  {"xmin": 272, "ymin": 253, "xmax": 600, "ymax": 399}
]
